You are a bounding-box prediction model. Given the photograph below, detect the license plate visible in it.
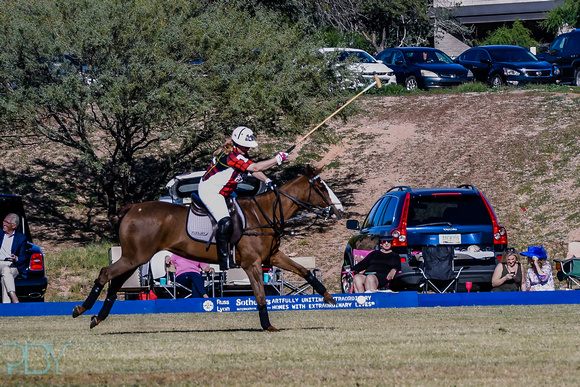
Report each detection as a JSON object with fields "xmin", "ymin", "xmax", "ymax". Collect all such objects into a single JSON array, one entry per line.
[{"xmin": 439, "ymin": 234, "xmax": 461, "ymax": 244}]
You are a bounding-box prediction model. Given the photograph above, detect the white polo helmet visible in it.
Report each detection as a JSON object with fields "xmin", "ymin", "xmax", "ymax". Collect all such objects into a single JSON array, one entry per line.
[{"xmin": 231, "ymin": 126, "xmax": 258, "ymax": 148}]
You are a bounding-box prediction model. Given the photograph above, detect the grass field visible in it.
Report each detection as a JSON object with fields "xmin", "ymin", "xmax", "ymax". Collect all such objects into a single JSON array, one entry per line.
[{"xmin": 1, "ymin": 304, "xmax": 580, "ymax": 386}]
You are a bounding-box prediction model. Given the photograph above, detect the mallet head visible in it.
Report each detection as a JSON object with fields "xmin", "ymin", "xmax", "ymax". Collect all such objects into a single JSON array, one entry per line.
[{"xmin": 373, "ymin": 73, "xmax": 382, "ymax": 88}]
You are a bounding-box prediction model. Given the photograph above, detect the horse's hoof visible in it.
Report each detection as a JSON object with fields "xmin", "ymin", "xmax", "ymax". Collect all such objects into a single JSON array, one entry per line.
[
  {"xmin": 266, "ymin": 326, "xmax": 279, "ymax": 332},
  {"xmin": 89, "ymin": 315, "xmax": 101, "ymax": 329},
  {"xmin": 323, "ymin": 292, "xmax": 337, "ymax": 305},
  {"xmin": 72, "ymin": 305, "xmax": 86, "ymax": 318}
]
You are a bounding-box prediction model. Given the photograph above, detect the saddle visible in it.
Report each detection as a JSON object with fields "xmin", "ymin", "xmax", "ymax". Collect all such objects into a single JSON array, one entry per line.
[{"xmin": 186, "ymin": 194, "xmax": 245, "ymax": 250}]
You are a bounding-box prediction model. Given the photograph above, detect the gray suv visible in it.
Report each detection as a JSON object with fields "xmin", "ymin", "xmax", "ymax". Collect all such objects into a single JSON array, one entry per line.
[{"xmin": 536, "ymin": 29, "xmax": 580, "ymax": 85}]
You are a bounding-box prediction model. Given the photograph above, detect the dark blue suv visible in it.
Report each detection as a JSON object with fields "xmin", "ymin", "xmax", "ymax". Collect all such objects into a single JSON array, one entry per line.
[
  {"xmin": 536, "ymin": 29, "xmax": 580, "ymax": 86},
  {"xmin": 342, "ymin": 185, "xmax": 507, "ymax": 292}
]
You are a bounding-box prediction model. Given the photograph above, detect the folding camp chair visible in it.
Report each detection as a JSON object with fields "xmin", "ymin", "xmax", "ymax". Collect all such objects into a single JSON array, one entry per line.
[
  {"xmin": 555, "ymin": 257, "xmax": 580, "ymax": 289},
  {"xmin": 108, "ymin": 246, "xmax": 149, "ymax": 299},
  {"xmin": 278, "ymin": 257, "xmax": 322, "ymax": 295},
  {"xmin": 341, "ymin": 249, "xmax": 373, "ymax": 293},
  {"xmin": 418, "ymin": 245, "xmax": 465, "ymax": 293}
]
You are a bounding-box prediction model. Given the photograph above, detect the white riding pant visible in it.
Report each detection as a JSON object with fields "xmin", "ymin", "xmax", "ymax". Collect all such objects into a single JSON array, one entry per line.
[
  {"xmin": 0, "ymin": 261, "xmax": 19, "ymax": 303},
  {"xmin": 198, "ymin": 179, "xmax": 230, "ymax": 222}
]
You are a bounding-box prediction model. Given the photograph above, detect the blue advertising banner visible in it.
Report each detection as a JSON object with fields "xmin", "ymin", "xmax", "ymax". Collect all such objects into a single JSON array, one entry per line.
[{"xmin": 1, "ymin": 290, "xmax": 580, "ymax": 317}]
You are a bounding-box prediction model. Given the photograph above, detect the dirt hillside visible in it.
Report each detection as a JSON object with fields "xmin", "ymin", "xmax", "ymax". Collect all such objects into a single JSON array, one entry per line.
[
  {"xmin": 29, "ymin": 89, "xmax": 580, "ymax": 294},
  {"xmin": 279, "ymin": 89, "xmax": 580, "ymax": 292}
]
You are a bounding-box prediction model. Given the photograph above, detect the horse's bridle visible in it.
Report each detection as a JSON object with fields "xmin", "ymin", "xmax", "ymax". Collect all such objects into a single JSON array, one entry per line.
[{"xmin": 243, "ymin": 175, "xmax": 337, "ymax": 257}]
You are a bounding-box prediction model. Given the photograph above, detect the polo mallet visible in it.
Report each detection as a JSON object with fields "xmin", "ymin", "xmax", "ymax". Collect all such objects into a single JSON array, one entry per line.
[{"xmin": 286, "ymin": 73, "xmax": 383, "ymax": 153}]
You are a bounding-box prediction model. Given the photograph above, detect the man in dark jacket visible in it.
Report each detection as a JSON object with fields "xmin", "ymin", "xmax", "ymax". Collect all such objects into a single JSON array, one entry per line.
[{"xmin": 0, "ymin": 213, "xmax": 28, "ymax": 303}]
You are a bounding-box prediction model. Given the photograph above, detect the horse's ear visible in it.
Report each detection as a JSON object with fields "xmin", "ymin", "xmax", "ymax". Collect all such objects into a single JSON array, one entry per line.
[{"xmin": 305, "ymin": 165, "xmax": 324, "ymax": 177}]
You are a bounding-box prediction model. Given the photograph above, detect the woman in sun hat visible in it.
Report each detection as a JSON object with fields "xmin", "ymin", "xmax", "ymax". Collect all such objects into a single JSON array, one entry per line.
[{"xmin": 520, "ymin": 245, "xmax": 555, "ymax": 291}]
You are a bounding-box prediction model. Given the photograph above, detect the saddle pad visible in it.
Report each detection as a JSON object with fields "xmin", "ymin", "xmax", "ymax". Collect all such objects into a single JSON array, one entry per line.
[{"xmin": 186, "ymin": 199, "xmax": 246, "ymax": 244}]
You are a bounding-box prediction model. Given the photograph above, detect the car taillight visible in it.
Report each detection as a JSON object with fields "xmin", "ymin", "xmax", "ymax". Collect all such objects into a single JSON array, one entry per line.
[
  {"xmin": 392, "ymin": 192, "xmax": 410, "ymax": 247},
  {"xmin": 29, "ymin": 253, "xmax": 44, "ymax": 271},
  {"xmin": 480, "ymin": 192, "xmax": 508, "ymax": 245},
  {"xmin": 494, "ymin": 225, "xmax": 507, "ymax": 244}
]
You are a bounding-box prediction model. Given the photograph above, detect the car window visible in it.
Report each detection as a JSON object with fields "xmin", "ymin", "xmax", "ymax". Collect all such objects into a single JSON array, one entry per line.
[
  {"xmin": 566, "ymin": 33, "xmax": 580, "ymax": 52},
  {"xmin": 405, "ymin": 51, "xmax": 425, "ymax": 64},
  {"xmin": 463, "ymin": 49, "xmax": 478, "ymax": 62},
  {"xmin": 433, "ymin": 51, "xmax": 454, "ymax": 64},
  {"xmin": 377, "ymin": 51, "xmax": 393, "ymax": 64},
  {"xmin": 393, "ymin": 51, "xmax": 404, "ymax": 64},
  {"xmin": 476, "ymin": 50, "xmax": 490, "ymax": 62},
  {"xmin": 407, "ymin": 194, "xmax": 491, "ymax": 226},
  {"xmin": 338, "ymin": 51, "xmax": 376, "ymax": 64},
  {"xmin": 377, "ymin": 196, "xmax": 398, "ymax": 226},
  {"xmin": 362, "ymin": 196, "xmax": 390, "ymax": 228},
  {"xmin": 550, "ymin": 35, "xmax": 568, "ymax": 53},
  {"xmin": 488, "ymin": 48, "xmax": 537, "ymax": 63}
]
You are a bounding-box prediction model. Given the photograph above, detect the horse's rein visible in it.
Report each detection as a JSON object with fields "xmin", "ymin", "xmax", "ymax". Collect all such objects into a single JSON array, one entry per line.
[{"xmin": 242, "ymin": 175, "xmax": 333, "ymax": 237}]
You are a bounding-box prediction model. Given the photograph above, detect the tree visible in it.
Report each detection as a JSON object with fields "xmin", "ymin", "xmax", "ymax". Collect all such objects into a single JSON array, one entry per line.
[
  {"xmin": 262, "ymin": 0, "xmax": 461, "ymax": 54},
  {"xmin": 0, "ymin": 0, "xmax": 343, "ymax": 225},
  {"xmin": 542, "ymin": 0, "xmax": 580, "ymax": 35},
  {"xmin": 479, "ymin": 20, "xmax": 537, "ymax": 48}
]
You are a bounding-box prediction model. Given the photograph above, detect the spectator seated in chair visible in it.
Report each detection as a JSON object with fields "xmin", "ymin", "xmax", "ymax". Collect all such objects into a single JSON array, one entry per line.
[
  {"xmin": 521, "ymin": 245, "xmax": 555, "ymax": 291},
  {"xmin": 352, "ymin": 235, "xmax": 401, "ymax": 293},
  {"xmin": 166, "ymin": 253, "xmax": 215, "ymax": 298},
  {"xmin": 491, "ymin": 247, "xmax": 525, "ymax": 292},
  {"xmin": 0, "ymin": 213, "xmax": 27, "ymax": 304}
]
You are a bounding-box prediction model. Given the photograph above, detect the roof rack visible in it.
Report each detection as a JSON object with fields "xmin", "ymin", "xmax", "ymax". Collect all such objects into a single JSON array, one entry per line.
[
  {"xmin": 457, "ymin": 184, "xmax": 477, "ymax": 191},
  {"xmin": 387, "ymin": 186, "xmax": 412, "ymax": 193}
]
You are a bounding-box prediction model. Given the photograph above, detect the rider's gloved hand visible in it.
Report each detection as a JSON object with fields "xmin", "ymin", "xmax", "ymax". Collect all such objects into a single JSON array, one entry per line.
[
  {"xmin": 265, "ymin": 179, "xmax": 276, "ymax": 190},
  {"xmin": 274, "ymin": 152, "xmax": 288, "ymax": 165}
]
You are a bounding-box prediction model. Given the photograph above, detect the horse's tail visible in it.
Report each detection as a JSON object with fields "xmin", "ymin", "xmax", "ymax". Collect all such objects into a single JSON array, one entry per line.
[{"xmin": 109, "ymin": 204, "xmax": 133, "ymax": 237}]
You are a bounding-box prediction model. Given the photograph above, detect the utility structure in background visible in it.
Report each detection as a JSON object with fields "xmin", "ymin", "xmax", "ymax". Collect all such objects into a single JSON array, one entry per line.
[{"xmin": 433, "ymin": 0, "xmax": 565, "ymax": 57}]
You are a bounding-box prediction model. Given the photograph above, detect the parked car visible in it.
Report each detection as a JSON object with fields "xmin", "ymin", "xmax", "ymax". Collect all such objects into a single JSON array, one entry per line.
[
  {"xmin": 374, "ymin": 47, "xmax": 473, "ymax": 90},
  {"xmin": 159, "ymin": 171, "xmax": 268, "ymax": 204},
  {"xmin": 318, "ymin": 47, "xmax": 396, "ymax": 88},
  {"xmin": 46, "ymin": 53, "xmax": 96, "ymax": 85},
  {"xmin": 454, "ymin": 45, "xmax": 555, "ymax": 87},
  {"xmin": 536, "ymin": 28, "xmax": 580, "ymax": 85},
  {"xmin": 0, "ymin": 194, "xmax": 47, "ymax": 302},
  {"xmin": 342, "ymin": 184, "xmax": 508, "ymax": 293}
]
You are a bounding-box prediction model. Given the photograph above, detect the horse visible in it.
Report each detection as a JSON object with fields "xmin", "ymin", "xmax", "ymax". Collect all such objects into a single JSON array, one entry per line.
[{"xmin": 72, "ymin": 167, "xmax": 341, "ymax": 331}]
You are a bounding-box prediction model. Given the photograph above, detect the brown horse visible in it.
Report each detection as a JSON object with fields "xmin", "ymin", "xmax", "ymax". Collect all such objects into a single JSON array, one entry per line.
[{"xmin": 72, "ymin": 167, "xmax": 340, "ymax": 331}]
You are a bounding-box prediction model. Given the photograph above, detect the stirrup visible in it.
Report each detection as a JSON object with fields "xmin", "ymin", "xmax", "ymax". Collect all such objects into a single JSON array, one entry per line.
[
  {"xmin": 228, "ymin": 256, "xmax": 240, "ymax": 269},
  {"xmin": 219, "ymin": 256, "xmax": 240, "ymax": 270}
]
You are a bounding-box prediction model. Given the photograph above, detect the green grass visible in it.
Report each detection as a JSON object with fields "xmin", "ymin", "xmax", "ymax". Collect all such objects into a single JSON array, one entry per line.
[
  {"xmin": 45, "ymin": 242, "xmax": 111, "ymax": 302},
  {"xmin": 1, "ymin": 305, "xmax": 580, "ymax": 385}
]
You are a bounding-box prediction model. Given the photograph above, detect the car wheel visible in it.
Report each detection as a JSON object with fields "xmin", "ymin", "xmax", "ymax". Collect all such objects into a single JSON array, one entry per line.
[
  {"xmin": 490, "ymin": 74, "xmax": 504, "ymax": 88},
  {"xmin": 405, "ymin": 76, "xmax": 418, "ymax": 90},
  {"xmin": 575, "ymin": 69, "xmax": 580, "ymax": 86}
]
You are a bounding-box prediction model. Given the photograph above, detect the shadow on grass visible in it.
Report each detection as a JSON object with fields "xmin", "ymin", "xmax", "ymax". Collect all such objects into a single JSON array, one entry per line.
[{"xmin": 101, "ymin": 326, "xmax": 336, "ymax": 335}]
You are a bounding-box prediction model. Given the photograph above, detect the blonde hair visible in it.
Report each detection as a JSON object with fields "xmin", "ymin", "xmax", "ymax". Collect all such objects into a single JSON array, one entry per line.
[
  {"xmin": 501, "ymin": 247, "xmax": 519, "ymax": 264},
  {"xmin": 213, "ymin": 139, "xmax": 234, "ymax": 157}
]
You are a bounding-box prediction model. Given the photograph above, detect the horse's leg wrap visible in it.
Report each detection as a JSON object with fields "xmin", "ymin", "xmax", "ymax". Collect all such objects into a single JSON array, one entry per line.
[
  {"xmin": 97, "ymin": 293, "xmax": 117, "ymax": 322},
  {"xmin": 304, "ymin": 271, "xmax": 327, "ymax": 295},
  {"xmin": 257, "ymin": 303, "xmax": 272, "ymax": 330},
  {"xmin": 82, "ymin": 279, "xmax": 104, "ymax": 310}
]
